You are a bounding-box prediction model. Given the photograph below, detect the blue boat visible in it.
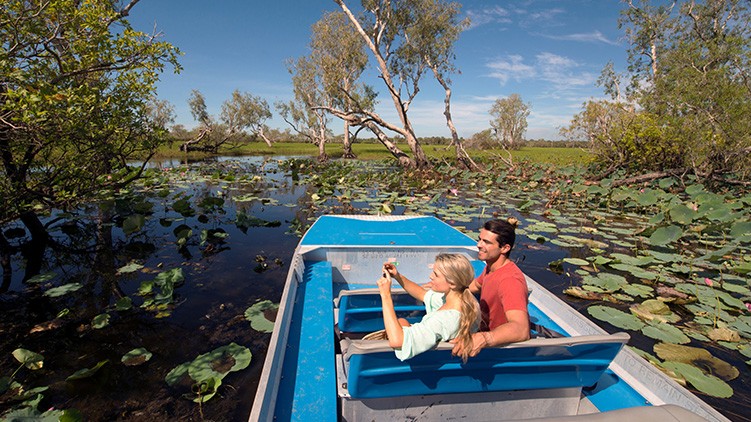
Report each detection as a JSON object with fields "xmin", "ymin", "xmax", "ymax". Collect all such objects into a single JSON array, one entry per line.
[{"xmin": 249, "ymin": 215, "xmax": 729, "ymax": 421}]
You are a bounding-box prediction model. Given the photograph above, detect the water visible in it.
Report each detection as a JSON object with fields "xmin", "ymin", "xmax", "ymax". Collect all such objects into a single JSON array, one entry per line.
[{"xmin": 0, "ymin": 157, "xmax": 746, "ymax": 421}]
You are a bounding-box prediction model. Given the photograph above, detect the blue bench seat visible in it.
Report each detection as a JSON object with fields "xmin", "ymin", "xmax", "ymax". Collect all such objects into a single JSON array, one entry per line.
[{"xmin": 341, "ymin": 333, "xmax": 629, "ymax": 399}]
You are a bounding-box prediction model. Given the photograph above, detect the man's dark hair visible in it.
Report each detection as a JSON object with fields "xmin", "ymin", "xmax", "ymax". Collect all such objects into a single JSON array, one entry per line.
[{"xmin": 483, "ymin": 218, "xmax": 519, "ymax": 255}]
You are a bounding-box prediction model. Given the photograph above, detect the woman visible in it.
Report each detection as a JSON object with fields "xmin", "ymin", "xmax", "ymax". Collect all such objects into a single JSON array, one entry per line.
[{"xmin": 376, "ymin": 253, "xmax": 479, "ymax": 362}]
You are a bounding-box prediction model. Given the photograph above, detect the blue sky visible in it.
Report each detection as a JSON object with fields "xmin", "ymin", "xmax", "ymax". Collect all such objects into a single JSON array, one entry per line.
[{"xmin": 128, "ymin": 1, "xmax": 627, "ymax": 140}]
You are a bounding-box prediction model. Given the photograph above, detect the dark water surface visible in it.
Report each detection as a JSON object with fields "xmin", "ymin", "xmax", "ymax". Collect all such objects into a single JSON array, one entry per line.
[{"xmin": 0, "ymin": 157, "xmax": 747, "ymax": 421}]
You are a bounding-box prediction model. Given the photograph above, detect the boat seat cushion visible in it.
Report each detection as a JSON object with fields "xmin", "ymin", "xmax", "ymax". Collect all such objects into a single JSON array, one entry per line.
[{"xmin": 341, "ymin": 333, "xmax": 630, "ymax": 399}]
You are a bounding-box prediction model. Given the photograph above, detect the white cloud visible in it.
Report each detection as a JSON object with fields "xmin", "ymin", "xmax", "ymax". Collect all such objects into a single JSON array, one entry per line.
[
  {"xmin": 485, "ymin": 55, "xmax": 536, "ymax": 85},
  {"xmin": 542, "ymin": 30, "xmax": 620, "ymax": 46},
  {"xmin": 466, "ymin": 6, "xmax": 512, "ymax": 29}
]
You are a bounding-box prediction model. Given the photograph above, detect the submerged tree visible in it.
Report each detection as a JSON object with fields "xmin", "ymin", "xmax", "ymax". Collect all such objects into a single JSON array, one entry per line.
[
  {"xmin": 332, "ymin": 0, "xmax": 467, "ymax": 169},
  {"xmin": 0, "ymin": 0, "xmax": 181, "ymax": 244},
  {"xmin": 181, "ymin": 90, "xmax": 273, "ymax": 152}
]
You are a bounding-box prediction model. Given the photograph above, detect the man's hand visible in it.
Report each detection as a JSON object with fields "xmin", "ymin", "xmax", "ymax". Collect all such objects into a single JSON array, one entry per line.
[{"xmin": 451, "ymin": 332, "xmax": 485, "ymax": 358}]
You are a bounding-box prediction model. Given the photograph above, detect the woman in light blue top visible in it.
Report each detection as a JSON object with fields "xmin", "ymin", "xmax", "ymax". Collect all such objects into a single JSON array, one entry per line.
[{"xmin": 377, "ymin": 253, "xmax": 480, "ymax": 362}]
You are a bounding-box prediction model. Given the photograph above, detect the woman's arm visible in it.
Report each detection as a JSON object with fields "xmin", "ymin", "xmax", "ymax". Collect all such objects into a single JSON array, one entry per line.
[
  {"xmin": 384, "ymin": 263, "xmax": 426, "ymax": 302},
  {"xmin": 377, "ymin": 274, "xmax": 404, "ymax": 348}
]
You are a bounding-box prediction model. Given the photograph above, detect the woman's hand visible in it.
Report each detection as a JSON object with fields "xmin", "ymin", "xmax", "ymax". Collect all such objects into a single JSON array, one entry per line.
[
  {"xmin": 383, "ymin": 262, "xmax": 399, "ymax": 279},
  {"xmin": 377, "ymin": 271, "xmax": 392, "ymax": 297}
]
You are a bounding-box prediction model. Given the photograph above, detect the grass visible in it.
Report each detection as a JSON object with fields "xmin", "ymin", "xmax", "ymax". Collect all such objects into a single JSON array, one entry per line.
[{"xmin": 154, "ymin": 141, "xmax": 592, "ymax": 167}]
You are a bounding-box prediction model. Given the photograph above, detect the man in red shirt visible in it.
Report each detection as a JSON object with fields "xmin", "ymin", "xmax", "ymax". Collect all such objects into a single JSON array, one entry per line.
[{"xmin": 452, "ymin": 218, "xmax": 530, "ymax": 358}]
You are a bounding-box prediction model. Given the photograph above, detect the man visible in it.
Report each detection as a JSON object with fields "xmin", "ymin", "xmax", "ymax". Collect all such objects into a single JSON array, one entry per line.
[{"xmin": 451, "ymin": 218, "xmax": 529, "ymax": 357}]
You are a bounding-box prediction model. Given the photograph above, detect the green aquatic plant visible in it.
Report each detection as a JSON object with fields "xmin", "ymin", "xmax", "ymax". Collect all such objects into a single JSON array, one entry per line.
[
  {"xmin": 244, "ymin": 300, "xmax": 279, "ymax": 333},
  {"xmin": 165, "ymin": 343, "xmax": 251, "ymax": 403}
]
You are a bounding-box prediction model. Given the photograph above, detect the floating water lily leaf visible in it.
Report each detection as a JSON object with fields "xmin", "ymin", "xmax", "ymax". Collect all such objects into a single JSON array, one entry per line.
[
  {"xmin": 12, "ymin": 348, "xmax": 44, "ymax": 370},
  {"xmin": 190, "ymin": 376, "xmax": 222, "ymax": 403},
  {"xmin": 187, "ymin": 343, "xmax": 252, "ymax": 385},
  {"xmin": 172, "ymin": 198, "xmax": 195, "ymax": 217},
  {"xmin": 630, "ymin": 299, "xmax": 680, "ymax": 323},
  {"xmin": 122, "ymin": 214, "xmax": 146, "ymax": 235},
  {"xmin": 115, "ymin": 297, "xmax": 133, "ymax": 311},
  {"xmin": 641, "ymin": 322, "xmax": 690, "ymax": 344},
  {"xmin": 44, "ymin": 282, "xmax": 83, "ymax": 298},
  {"xmin": 582, "ymin": 272, "xmax": 627, "ymax": 293},
  {"xmin": 564, "ymin": 286, "xmax": 602, "ymax": 300},
  {"xmin": 236, "ymin": 212, "xmax": 281, "ymax": 232},
  {"xmin": 707, "ymin": 327, "xmax": 741, "ymax": 343},
  {"xmin": 67, "ymin": 360, "xmax": 109, "ymax": 381},
  {"xmin": 245, "ymin": 300, "xmax": 279, "ymax": 333},
  {"xmin": 730, "ymin": 221, "xmax": 751, "ymax": 241},
  {"xmin": 661, "ymin": 361, "xmax": 733, "ymax": 398},
  {"xmin": 25, "ymin": 271, "xmax": 57, "ymax": 284},
  {"xmin": 649, "ymin": 225, "xmax": 683, "ymax": 246},
  {"xmin": 165, "ymin": 362, "xmax": 190, "ymax": 387},
  {"xmin": 621, "ymin": 283, "xmax": 654, "ymax": 298},
  {"xmin": 92, "ymin": 313, "xmax": 110, "ymax": 329},
  {"xmin": 609, "ymin": 263, "xmax": 660, "ymax": 280},
  {"xmin": 121, "ymin": 348, "xmax": 153, "ymax": 366},
  {"xmin": 563, "ymin": 258, "xmax": 590, "ymax": 266},
  {"xmin": 654, "ymin": 343, "xmax": 739, "ymax": 381},
  {"xmin": 668, "ymin": 204, "xmax": 697, "ymax": 225},
  {"xmin": 647, "ymin": 250, "xmax": 684, "ymax": 263},
  {"xmin": 117, "ymin": 262, "xmax": 144, "ymax": 274},
  {"xmin": 610, "ymin": 253, "xmax": 655, "ymax": 267},
  {"xmin": 588, "ymin": 305, "xmax": 645, "ymax": 330},
  {"xmin": 557, "ymin": 235, "xmax": 609, "ymax": 249}
]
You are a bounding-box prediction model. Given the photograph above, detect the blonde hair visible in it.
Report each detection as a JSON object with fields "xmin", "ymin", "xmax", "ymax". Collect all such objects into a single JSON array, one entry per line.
[{"xmin": 433, "ymin": 253, "xmax": 480, "ymax": 363}]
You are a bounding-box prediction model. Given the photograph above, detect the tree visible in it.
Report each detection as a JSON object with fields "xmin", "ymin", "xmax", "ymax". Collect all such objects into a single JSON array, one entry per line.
[
  {"xmin": 0, "ymin": 0, "xmax": 181, "ymax": 241},
  {"xmin": 560, "ymin": 100, "xmax": 681, "ymax": 176},
  {"xmin": 489, "ymin": 94, "xmax": 530, "ymax": 149},
  {"xmin": 398, "ymin": 0, "xmax": 479, "ymax": 170},
  {"xmin": 620, "ymin": 0, "xmax": 751, "ymax": 181},
  {"xmin": 332, "ymin": 0, "xmax": 467, "ymax": 169},
  {"xmin": 280, "ymin": 11, "xmax": 370, "ymax": 161},
  {"xmin": 180, "ymin": 89, "xmax": 273, "ymax": 152},
  {"xmin": 620, "ymin": 0, "xmax": 677, "ymax": 81}
]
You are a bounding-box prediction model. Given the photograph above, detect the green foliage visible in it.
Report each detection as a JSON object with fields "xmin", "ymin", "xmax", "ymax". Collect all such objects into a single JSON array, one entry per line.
[
  {"xmin": 489, "ymin": 94, "xmax": 530, "ymax": 148},
  {"xmin": 0, "ymin": 0, "xmax": 181, "ymax": 224},
  {"xmin": 566, "ymin": 0, "xmax": 751, "ymax": 182},
  {"xmin": 165, "ymin": 343, "xmax": 251, "ymax": 403}
]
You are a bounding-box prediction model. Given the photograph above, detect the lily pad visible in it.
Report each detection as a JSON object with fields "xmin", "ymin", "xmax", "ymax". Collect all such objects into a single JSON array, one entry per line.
[
  {"xmin": 117, "ymin": 262, "xmax": 144, "ymax": 274},
  {"xmin": 588, "ymin": 305, "xmax": 645, "ymax": 330},
  {"xmin": 661, "ymin": 361, "xmax": 733, "ymax": 398},
  {"xmin": 121, "ymin": 348, "xmax": 153, "ymax": 366},
  {"xmin": 67, "ymin": 360, "xmax": 109, "ymax": 381},
  {"xmin": 641, "ymin": 322, "xmax": 690, "ymax": 344},
  {"xmin": 92, "ymin": 313, "xmax": 110, "ymax": 329},
  {"xmin": 25, "ymin": 272, "xmax": 57, "ymax": 284},
  {"xmin": 244, "ymin": 300, "xmax": 279, "ymax": 333},
  {"xmin": 188, "ymin": 343, "xmax": 251, "ymax": 383},
  {"xmin": 630, "ymin": 299, "xmax": 680, "ymax": 323},
  {"xmin": 654, "ymin": 343, "xmax": 739, "ymax": 381},
  {"xmin": 563, "ymin": 257, "xmax": 590, "ymax": 266},
  {"xmin": 44, "ymin": 282, "xmax": 83, "ymax": 298},
  {"xmin": 648, "ymin": 225, "xmax": 683, "ymax": 246},
  {"xmin": 12, "ymin": 348, "xmax": 44, "ymax": 370},
  {"xmin": 122, "ymin": 214, "xmax": 146, "ymax": 235}
]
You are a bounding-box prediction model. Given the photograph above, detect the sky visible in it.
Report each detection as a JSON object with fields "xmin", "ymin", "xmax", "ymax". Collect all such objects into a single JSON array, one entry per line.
[{"xmin": 128, "ymin": 0, "xmax": 629, "ymax": 140}]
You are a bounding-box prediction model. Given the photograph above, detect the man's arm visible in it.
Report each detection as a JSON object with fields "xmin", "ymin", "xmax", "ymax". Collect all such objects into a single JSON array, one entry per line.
[
  {"xmin": 452, "ymin": 309, "xmax": 530, "ymax": 357},
  {"xmin": 468, "ymin": 278, "xmax": 481, "ymax": 294}
]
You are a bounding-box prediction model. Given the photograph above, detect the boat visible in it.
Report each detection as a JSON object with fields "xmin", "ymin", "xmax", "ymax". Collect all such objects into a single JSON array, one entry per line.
[{"xmin": 249, "ymin": 215, "xmax": 729, "ymax": 421}]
